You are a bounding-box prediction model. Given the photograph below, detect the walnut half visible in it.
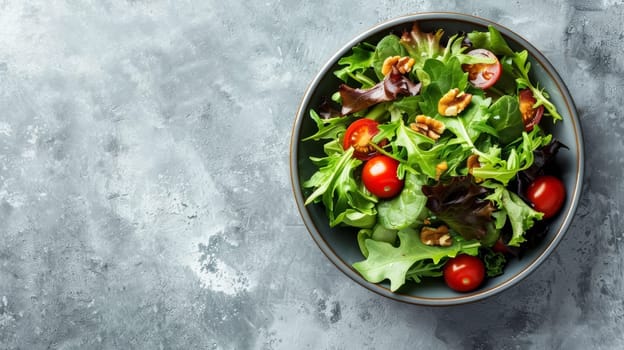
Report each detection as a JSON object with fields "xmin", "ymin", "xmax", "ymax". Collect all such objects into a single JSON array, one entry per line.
[
  {"xmin": 410, "ymin": 115, "xmax": 445, "ymax": 140},
  {"xmin": 438, "ymin": 88, "xmax": 472, "ymax": 116},
  {"xmin": 420, "ymin": 225, "xmax": 452, "ymax": 247},
  {"xmin": 381, "ymin": 55, "xmax": 415, "ymax": 76}
]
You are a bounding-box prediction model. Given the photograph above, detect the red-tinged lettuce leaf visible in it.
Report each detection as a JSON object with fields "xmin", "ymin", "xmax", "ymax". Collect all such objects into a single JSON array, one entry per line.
[
  {"xmin": 400, "ymin": 23, "xmax": 445, "ymax": 70},
  {"xmin": 422, "ymin": 175, "xmax": 496, "ymax": 240},
  {"xmin": 339, "ymin": 67, "xmax": 421, "ymax": 115}
]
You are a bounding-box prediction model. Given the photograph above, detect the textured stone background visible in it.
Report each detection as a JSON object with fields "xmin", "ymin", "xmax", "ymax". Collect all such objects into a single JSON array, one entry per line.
[{"xmin": 0, "ymin": 1, "xmax": 622, "ymax": 349}]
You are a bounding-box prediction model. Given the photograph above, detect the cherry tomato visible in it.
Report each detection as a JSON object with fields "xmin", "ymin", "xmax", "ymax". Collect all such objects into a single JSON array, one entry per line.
[
  {"xmin": 361, "ymin": 155, "xmax": 403, "ymax": 198},
  {"xmin": 343, "ymin": 118, "xmax": 385, "ymax": 160},
  {"xmin": 518, "ymin": 89, "xmax": 544, "ymax": 131},
  {"xmin": 443, "ymin": 254, "xmax": 485, "ymax": 293},
  {"xmin": 526, "ymin": 175, "xmax": 566, "ymax": 219},
  {"xmin": 462, "ymin": 49, "xmax": 502, "ymax": 89},
  {"xmin": 492, "ymin": 239, "xmax": 511, "ymax": 255}
]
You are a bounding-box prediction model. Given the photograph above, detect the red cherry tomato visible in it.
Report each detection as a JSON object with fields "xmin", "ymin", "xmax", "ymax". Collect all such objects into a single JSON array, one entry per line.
[
  {"xmin": 526, "ymin": 175, "xmax": 566, "ymax": 219},
  {"xmin": 443, "ymin": 254, "xmax": 485, "ymax": 293},
  {"xmin": 518, "ymin": 89, "xmax": 544, "ymax": 131},
  {"xmin": 361, "ymin": 155, "xmax": 403, "ymax": 198},
  {"xmin": 462, "ymin": 49, "xmax": 502, "ymax": 89},
  {"xmin": 492, "ymin": 239, "xmax": 511, "ymax": 255},
  {"xmin": 343, "ymin": 118, "xmax": 385, "ymax": 160}
]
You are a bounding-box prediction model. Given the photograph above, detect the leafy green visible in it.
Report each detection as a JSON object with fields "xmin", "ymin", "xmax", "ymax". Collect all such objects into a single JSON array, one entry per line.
[
  {"xmin": 481, "ymin": 248, "xmax": 506, "ymax": 277},
  {"xmin": 334, "ymin": 43, "xmax": 376, "ymax": 87},
  {"xmin": 467, "ymin": 25, "xmax": 515, "ymax": 57},
  {"xmin": 421, "ymin": 176, "xmax": 496, "ymax": 240},
  {"xmin": 372, "ymin": 34, "xmax": 408, "ymax": 79},
  {"xmin": 394, "ymin": 122, "xmax": 438, "ymax": 178},
  {"xmin": 472, "ymin": 127, "xmax": 552, "ymax": 185},
  {"xmin": 406, "ymin": 259, "xmax": 444, "ymax": 283},
  {"xmin": 303, "ymin": 148, "xmax": 377, "ymax": 228},
  {"xmin": 371, "ymin": 223, "xmax": 398, "ymax": 244},
  {"xmin": 484, "ymin": 181, "xmax": 543, "ymax": 246},
  {"xmin": 400, "ymin": 23, "xmax": 445, "ymax": 71},
  {"xmin": 377, "ymin": 173, "xmax": 429, "ymax": 230},
  {"xmin": 357, "ymin": 229, "xmax": 373, "ymax": 258},
  {"xmin": 487, "ymin": 95, "xmax": 524, "ymax": 145},
  {"xmin": 302, "ymin": 110, "xmax": 349, "ymax": 142},
  {"xmin": 353, "ymin": 228, "xmax": 480, "ymax": 291},
  {"xmin": 417, "ymin": 57, "xmax": 469, "ymax": 116}
]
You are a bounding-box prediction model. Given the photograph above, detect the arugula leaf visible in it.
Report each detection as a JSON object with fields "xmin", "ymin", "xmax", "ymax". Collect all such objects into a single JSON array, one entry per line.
[
  {"xmin": 472, "ymin": 127, "xmax": 552, "ymax": 185},
  {"xmin": 394, "ymin": 122, "xmax": 438, "ymax": 178},
  {"xmin": 488, "ymin": 95, "xmax": 524, "ymax": 145},
  {"xmin": 353, "ymin": 228, "xmax": 480, "ymax": 291},
  {"xmin": 484, "ymin": 182, "xmax": 543, "ymax": 246},
  {"xmin": 438, "ymin": 94, "xmax": 495, "ymax": 152},
  {"xmin": 303, "ymin": 148, "xmax": 377, "ymax": 228},
  {"xmin": 334, "ymin": 43, "xmax": 376, "ymax": 87},
  {"xmin": 406, "ymin": 259, "xmax": 444, "ymax": 283},
  {"xmin": 377, "ymin": 173, "xmax": 429, "ymax": 230},
  {"xmin": 390, "ymin": 95, "xmax": 422, "ymax": 117},
  {"xmin": 302, "ymin": 110, "xmax": 350, "ymax": 142}
]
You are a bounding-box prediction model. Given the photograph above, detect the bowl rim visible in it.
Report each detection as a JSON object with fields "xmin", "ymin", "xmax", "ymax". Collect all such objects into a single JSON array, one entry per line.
[{"xmin": 289, "ymin": 11, "xmax": 585, "ymax": 306}]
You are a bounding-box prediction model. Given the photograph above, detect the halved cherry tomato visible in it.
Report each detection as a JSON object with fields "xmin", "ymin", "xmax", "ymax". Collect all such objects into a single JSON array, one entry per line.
[
  {"xmin": 343, "ymin": 118, "xmax": 385, "ymax": 160},
  {"xmin": 462, "ymin": 49, "xmax": 502, "ymax": 89},
  {"xmin": 443, "ymin": 254, "xmax": 485, "ymax": 293},
  {"xmin": 518, "ymin": 89, "xmax": 544, "ymax": 131},
  {"xmin": 526, "ymin": 175, "xmax": 566, "ymax": 219},
  {"xmin": 361, "ymin": 155, "xmax": 403, "ymax": 198}
]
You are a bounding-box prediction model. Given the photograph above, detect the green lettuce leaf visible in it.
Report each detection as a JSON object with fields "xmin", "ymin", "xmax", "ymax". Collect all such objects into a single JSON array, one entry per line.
[
  {"xmin": 377, "ymin": 173, "xmax": 429, "ymax": 230},
  {"xmin": 353, "ymin": 228, "xmax": 480, "ymax": 291}
]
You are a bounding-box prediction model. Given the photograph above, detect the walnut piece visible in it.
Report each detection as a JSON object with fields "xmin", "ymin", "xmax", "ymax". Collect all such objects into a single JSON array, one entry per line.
[
  {"xmin": 410, "ymin": 115, "xmax": 445, "ymax": 140},
  {"xmin": 467, "ymin": 154, "xmax": 480, "ymax": 174},
  {"xmin": 381, "ymin": 55, "xmax": 415, "ymax": 76},
  {"xmin": 435, "ymin": 161, "xmax": 448, "ymax": 180},
  {"xmin": 420, "ymin": 225, "xmax": 452, "ymax": 247},
  {"xmin": 438, "ymin": 88, "xmax": 472, "ymax": 116}
]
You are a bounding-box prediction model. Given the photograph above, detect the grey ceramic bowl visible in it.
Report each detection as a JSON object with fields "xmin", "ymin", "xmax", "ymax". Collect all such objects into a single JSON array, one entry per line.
[{"xmin": 290, "ymin": 12, "xmax": 584, "ymax": 305}]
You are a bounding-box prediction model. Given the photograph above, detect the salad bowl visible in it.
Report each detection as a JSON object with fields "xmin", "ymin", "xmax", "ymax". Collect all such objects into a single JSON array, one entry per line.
[{"xmin": 290, "ymin": 12, "xmax": 584, "ymax": 305}]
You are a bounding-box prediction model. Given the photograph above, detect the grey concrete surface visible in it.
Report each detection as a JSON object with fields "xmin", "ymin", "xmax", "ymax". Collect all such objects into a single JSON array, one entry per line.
[{"xmin": 0, "ymin": 0, "xmax": 622, "ymax": 349}]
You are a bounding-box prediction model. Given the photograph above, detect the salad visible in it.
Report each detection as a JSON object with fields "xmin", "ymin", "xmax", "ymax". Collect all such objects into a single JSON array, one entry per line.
[{"xmin": 301, "ymin": 23, "xmax": 567, "ymax": 293}]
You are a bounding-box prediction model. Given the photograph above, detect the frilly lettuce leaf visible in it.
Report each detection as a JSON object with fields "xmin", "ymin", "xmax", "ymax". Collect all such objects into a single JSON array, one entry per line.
[
  {"xmin": 483, "ymin": 182, "xmax": 543, "ymax": 246},
  {"xmin": 353, "ymin": 228, "xmax": 480, "ymax": 291},
  {"xmin": 303, "ymin": 148, "xmax": 377, "ymax": 228}
]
